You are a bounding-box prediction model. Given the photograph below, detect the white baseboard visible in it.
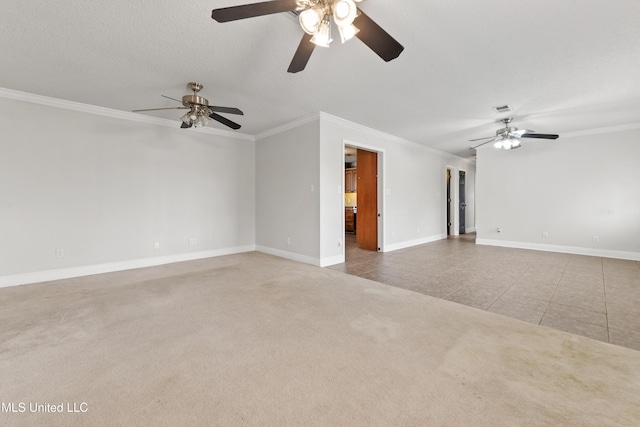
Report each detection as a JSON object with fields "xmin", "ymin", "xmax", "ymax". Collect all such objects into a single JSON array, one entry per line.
[
  {"xmin": 476, "ymin": 239, "xmax": 640, "ymax": 261},
  {"xmin": 319, "ymin": 254, "xmax": 345, "ymax": 267},
  {"xmin": 255, "ymin": 245, "xmax": 321, "ymax": 266},
  {"xmin": 0, "ymin": 245, "xmax": 256, "ymax": 288},
  {"xmin": 384, "ymin": 234, "xmax": 447, "ymax": 253}
]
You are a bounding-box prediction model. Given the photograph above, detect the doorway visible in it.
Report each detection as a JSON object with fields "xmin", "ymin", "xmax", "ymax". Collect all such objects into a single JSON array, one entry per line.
[
  {"xmin": 459, "ymin": 170, "xmax": 466, "ymax": 235},
  {"xmin": 344, "ymin": 144, "xmax": 381, "ymax": 255},
  {"xmin": 446, "ymin": 169, "xmax": 452, "ymax": 236}
]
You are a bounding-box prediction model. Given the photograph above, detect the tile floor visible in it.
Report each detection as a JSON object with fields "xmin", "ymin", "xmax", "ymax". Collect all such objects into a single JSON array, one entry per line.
[{"xmin": 327, "ymin": 233, "xmax": 640, "ymax": 351}]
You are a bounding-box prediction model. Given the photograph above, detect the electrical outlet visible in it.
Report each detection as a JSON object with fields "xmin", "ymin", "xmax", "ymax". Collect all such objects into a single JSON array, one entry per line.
[
  {"xmin": 55, "ymin": 248, "xmax": 64, "ymax": 258},
  {"xmin": 188, "ymin": 237, "xmax": 197, "ymax": 246},
  {"xmin": 154, "ymin": 241, "xmax": 160, "ymax": 249},
  {"xmin": 542, "ymin": 231, "xmax": 549, "ymax": 238},
  {"xmin": 592, "ymin": 236, "xmax": 599, "ymax": 244}
]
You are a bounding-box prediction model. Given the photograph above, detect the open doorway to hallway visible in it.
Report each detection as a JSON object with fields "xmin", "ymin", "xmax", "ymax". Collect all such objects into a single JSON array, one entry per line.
[
  {"xmin": 344, "ymin": 144, "xmax": 381, "ymax": 258},
  {"xmin": 446, "ymin": 166, "xmax": 472, "ymax": 237}
]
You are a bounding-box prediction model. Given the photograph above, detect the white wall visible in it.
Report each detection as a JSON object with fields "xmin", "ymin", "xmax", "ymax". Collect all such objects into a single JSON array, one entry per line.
[
  {"xmin": 476, "ymin": 126, "xmax": 640, "ymax": 260},
  {"xmin": 254, "ymin": 113, "xmax": 475, "ymax": 267},
  {"xmin": 255, "ymin": 118, "xmax": 321, "ymax": 263},
  {"xmin": 0, "ymin": 94, "xmax": 476, "ymax": 283},
  {"xmin": 0, "ymin": 97, "xmax": 255, "ymax": 285},
  {"xmin": 319, "ymin": 114, "xmax": 475, "ymax": 265}
]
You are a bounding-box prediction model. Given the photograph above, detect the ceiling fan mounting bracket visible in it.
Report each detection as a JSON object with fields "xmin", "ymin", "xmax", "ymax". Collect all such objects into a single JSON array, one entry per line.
[{"xmin": 187, "ymin": 82, "xmax": 204, "ymax": 93}]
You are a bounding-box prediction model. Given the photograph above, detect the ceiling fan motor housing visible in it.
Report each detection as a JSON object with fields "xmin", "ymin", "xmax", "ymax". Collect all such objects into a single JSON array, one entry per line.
[
  {"xmin": 182, "ymin": 95, "xmax": 209, "ymax": 107},
  {"xmin": 497, "ymin": 127, "xmax": 518, "ymax": 137}
]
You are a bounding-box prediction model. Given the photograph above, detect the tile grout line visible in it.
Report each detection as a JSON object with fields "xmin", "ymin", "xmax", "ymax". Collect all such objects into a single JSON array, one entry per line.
[
  {"xmin": 484, "ymin": 259, "xmax": 530, "ymax": 312},
  {"xmin": 538, "ymin": 254, "xmax": 571, "ymax": 326},
  {"xmin": 602, "ymin": 257, "xmax": 611, "ymax": 344}
]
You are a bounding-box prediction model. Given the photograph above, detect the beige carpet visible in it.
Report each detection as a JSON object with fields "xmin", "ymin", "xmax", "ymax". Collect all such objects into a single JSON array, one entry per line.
[{"xmin": 1, "ymin": 252, "xmax": 639, "ymax": 426}]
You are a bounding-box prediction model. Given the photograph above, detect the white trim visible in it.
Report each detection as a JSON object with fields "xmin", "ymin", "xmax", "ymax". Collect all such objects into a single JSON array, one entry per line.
[
  {"xmin": 320, "ymin": 254, "xmax": 345, "ymax": 267},
  {"xmin": 466, "ymin": 227, "xmax": 477, "ymax": 233},
  {"xmin": 321, "ymin": 112, "xmax": 475, "ymax": 163},
  {"xmin": 254, "ymin": 112, "xmax": 320, "ymax": 140},
  {"xmin": 562, "ymin": 122, "xmax": 640, "ymax": 139},
  {"xmin": 255, "ymin": 245, "xmax": 321, "ymax": 266},
  {"xmin": 0, "ymin": 87, "xmax": 254, "ymax": 141},
  {"xmin": 384, "ymin": 234, "xmax": 447, "ymax": 253},
  {"xmin": 0, "ymin": 245, "xmax": 256, "ymax": 289},
  {"xmin": 476, "ymin": 239, "xmax": 640, "ymax": 261}
]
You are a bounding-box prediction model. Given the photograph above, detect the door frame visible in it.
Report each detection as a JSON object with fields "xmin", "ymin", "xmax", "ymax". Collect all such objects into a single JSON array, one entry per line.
[
  {"xmin": 445, "ymin": 166, "xmax": 461, "ymax": 236},
  {"xmin": 343, "ymin": 140, "xmax": 385, "ymax": 254},
  {"xmin": 459, "ymin": 170, "xmax": 466, "ymax": 235}
]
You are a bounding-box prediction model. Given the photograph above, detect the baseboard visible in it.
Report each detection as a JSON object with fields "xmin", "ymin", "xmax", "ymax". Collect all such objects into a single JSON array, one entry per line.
[
  {"xmin": 384, "ymin": 234, "xmax": 447, "ymax": 253},
  {"xmin": 0, "ymin": 245, "xmax": 256, "ymax": 288},
  {"xmin": 476, "ymin": 239, "xmax": 640, "ymax": 261},
  {"xmin": 319, "ymin": 254, "xmax": 345, "ymax": 267},
  {"xmin": 255, "ymin": 245, "xmax": 321, "ymax": 267}
]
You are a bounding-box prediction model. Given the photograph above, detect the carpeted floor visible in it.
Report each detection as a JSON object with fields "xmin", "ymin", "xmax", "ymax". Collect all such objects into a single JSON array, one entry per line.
[{"xmin": 1, "ymin": 252, "xmax": 640, "ymax": 426}]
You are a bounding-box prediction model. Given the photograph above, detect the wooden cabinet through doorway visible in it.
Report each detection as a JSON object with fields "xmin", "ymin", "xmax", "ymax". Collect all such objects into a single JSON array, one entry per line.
[{"xmin": 345, "ymin": 168, "xmax": 357, "ymax": 193}]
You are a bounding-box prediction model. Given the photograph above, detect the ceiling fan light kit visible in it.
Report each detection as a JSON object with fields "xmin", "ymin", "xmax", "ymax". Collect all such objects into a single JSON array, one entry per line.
[
  {"xmin": 211, "ymin": 0, "xmax": 403, "ymax": 73},
  {"xmin": 298, "ymin": 0, "xmax": 363, "ymax": 46}
]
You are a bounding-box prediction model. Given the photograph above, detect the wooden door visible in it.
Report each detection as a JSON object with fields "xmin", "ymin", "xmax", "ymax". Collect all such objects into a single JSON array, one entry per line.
[{"xmin": 356, "ymin": 149, "xmax": 378, "ymax": 251}]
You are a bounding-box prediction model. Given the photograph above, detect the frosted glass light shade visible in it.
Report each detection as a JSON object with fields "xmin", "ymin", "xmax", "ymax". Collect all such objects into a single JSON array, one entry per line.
[
  {"xmin": 299, "ymin": 7, "xmax": 324, "ymax": 34},
  {"xmin": 495, "ymin": 137, "xmax": 521, "ymax": 149},
  {"xmin": 333, "ymin": 0, "xmax": 357, "ymax": 26},
  {"xmin": 338, "ymin": 23, "xmax": 359, "ymax": 43}
]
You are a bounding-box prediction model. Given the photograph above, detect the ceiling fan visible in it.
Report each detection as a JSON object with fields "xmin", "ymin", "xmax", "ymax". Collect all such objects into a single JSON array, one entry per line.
[
  {"xmin": 132, "ymin": 82, "xmax": 243, "ymax": 130},
  {"xmin": 211, "ymin": 0, "xmax": 404, "ymax": 73},
  {"xmin": 469, "ymin": 117, "xmax": 559, "ymax": 150}
]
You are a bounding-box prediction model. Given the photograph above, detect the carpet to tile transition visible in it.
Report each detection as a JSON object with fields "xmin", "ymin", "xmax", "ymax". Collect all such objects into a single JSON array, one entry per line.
[{"xmin": 1, "ymin": 252, "xmax": 639, "ymax": 426}]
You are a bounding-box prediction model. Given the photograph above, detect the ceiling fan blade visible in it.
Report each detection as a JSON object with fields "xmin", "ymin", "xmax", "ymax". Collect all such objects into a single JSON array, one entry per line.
[
  {"xmin": 209, "ymin": 106, "xmax": 244, "ymax": 115},
  {"xmin": 354, "ymin": 9, "xmax": 404, "ymax": 62},
  {"xmin": 209, "ymin": 112, "xmax": 241, "ymax": 130},
  {"xmin": 161, "ymin": 95, "xmax": 183, "ymax": 103},
  {"xmin": 288, "ymin": 33, "xmax": 315, "ymax": 73},
  {"xmin": 470, "ymin": 138, "xmax": 498, "ymax": 150},
  {"xmin": 520, "ymin": 133, "xmax": 559, "ymax": 139},
  {"xmin": 132, "ymin": 107, "xmax": 188, "ymax": 112},
  {"xmin": 212, "ymin": 0, "xmax": 299, "ymax": 22},
  {"xmin": 181, "ymin": 121, "xmax": 193, "ymax": 129},
  {"xmin": 469, "ymin": 135, "xmax": 496, "ymax": 142}
]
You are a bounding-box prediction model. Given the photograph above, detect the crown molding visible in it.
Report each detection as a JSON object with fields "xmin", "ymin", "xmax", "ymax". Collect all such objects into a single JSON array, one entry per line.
[
  {"xmin": 562, "ymin": 122, "xmax": 640, "ymax": 139},
  {"xmin": 0, "ymin": 87, "xmax": 255, "ymax": 141},
  {"xmin": 254, "ymin": 112, "xmax": 320, "ymax": 140},
  {"xmin": 319, "ymin": 111, "xmax": 474, "ymax": 163}
]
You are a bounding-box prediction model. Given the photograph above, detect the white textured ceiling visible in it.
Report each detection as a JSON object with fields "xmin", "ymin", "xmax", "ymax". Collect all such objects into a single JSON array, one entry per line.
[{"xmin": 1, "ymin": 0, "xmax": 639, "ymax": 158}]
